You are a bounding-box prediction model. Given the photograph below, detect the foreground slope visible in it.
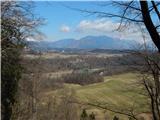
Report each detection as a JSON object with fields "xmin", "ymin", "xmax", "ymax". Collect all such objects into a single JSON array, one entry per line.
[{"xmin": 65, "ymin": 73, "xmax": 150, "ymax": 119}]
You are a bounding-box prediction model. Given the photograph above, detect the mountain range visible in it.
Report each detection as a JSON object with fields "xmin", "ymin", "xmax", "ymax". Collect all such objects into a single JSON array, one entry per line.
[{"xmin": 27, "ymin": 35, "xmax": 134, "ymax": 51}]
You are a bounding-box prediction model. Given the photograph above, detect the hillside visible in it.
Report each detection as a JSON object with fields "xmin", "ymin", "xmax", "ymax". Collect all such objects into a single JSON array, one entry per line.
[{"xmin": 47, "ymin": 72, "xmax": 149, "ymax": 120}]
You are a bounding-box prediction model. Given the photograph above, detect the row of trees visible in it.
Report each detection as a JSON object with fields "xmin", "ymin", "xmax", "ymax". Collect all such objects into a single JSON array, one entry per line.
[
  {"xmin": 62, "ymin": 71, "xmax": 104, "ymax": 85},
  {"xmin": 23, "ymin": 54, "xmax": 134, "ymax": 75}
]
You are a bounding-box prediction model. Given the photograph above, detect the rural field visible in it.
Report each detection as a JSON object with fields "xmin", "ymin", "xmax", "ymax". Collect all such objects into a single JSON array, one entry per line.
[
  {"xmin": 46, "ymin": 72, "xmax": 150, "ymax": 120},
  {"xmin": 20, "ymin": 52, "xmax": 151, "ymax": 120},
  {"xmin": 2, "ymin": 1, "xmax": 160, "ymax": 120}
]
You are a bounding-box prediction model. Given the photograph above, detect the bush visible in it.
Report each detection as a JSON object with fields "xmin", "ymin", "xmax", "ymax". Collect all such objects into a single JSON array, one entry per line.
[
  {"xmin": 89, "ymin": 112, "xmax": 96, "ymax": 120},
  {"xmin": 113, "ymin": 116, "xmax": 119, "ymax": 120}
]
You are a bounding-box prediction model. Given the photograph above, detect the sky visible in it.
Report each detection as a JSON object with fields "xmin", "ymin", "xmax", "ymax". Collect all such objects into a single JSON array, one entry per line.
[{"xmin": 31, "ymin": 1, "xmax": 151, "ymax": 42}]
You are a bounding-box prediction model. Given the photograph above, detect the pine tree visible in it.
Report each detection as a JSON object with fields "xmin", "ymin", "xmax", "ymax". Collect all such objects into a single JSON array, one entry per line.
[{"xmin": 80, "ymin": 109, "xmax": 88, "ymax": 120}]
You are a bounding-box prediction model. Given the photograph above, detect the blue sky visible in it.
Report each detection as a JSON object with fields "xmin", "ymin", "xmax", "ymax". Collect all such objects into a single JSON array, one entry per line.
[
  {"xmin": 32, "ymin": 1, "xmax": 150, "ymax": 42},
  {"xmin": 35, "ymin": 1, "xmax": 124, "ymax": 41},
  {"xmin": 34, "ymin": 1, "xmax": 112, "ymax": 41}
]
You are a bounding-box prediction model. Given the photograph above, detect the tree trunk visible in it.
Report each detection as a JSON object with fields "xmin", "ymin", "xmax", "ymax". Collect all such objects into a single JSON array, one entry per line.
[
  {"xmin": 140, "ymin": 1, "xmax": 160, "ymax": 52},
  {"xmin": 2, "ymin": 102, "xmax": 12, "ymax": 120}
]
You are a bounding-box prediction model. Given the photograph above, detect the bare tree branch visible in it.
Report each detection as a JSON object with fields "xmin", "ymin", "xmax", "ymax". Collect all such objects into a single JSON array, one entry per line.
[{"xmin": 151, "ymin": 1, "xmax": 160, "ymax": 20}]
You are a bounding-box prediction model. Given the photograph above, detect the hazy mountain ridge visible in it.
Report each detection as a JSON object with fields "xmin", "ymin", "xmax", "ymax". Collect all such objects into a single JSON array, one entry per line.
[{"xmin": 27, "ymin": 35, "xmax": 134, "ymax": 51}]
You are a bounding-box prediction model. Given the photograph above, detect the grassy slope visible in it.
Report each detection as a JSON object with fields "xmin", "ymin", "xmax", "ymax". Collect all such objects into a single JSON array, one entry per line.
[
  {"xmin": 68, "ymin": 72, "xmax": 149, "ymax": 119},
  {"xmin": 46, "ymin": 72, "xmax": 149, "ymax": 119},
  {"xmin": 76, "ymin": 73, "xmax": 143, "ymax": 104}
]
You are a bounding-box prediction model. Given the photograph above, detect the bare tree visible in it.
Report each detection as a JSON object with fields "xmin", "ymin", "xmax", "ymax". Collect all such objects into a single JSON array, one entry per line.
[
  {"xmin": 140, "ymin": 1, "xmax": 160, "ymax": 52},
  {"xmin": 11, "ymin": 53, "xmax": 44, "ymax": 120},
  {"xmin": 68, "ymin": 1, "xmax": 160, "ymax": 52},
  {"xmin": 1, "ymin": 1, "xmax": 44, "ymax": 119},
  {"xmin": 133, "ymin": 51, "xmax": 160, "ymax": 120}
]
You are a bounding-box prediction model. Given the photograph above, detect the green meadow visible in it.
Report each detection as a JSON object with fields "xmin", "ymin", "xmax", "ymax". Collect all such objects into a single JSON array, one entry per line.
[{"xmin": 63, "ymin": 72, "xmax": 150, "ymax": 119}]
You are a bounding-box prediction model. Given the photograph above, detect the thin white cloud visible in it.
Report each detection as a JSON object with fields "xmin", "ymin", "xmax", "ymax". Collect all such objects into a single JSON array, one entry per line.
[
  {"xmin": 60, "ymin": 25, "xmax": 70, "ymax": 33},
  {"xmin": 76, "ymin": 19, "xmax": 150, "ymax": 43},
  {"xmin": 76, "ymin": 19, "xmax": 119, "ymax": 33},
  {"xmin": 26, "ymin": 37, "xmax": 38, "ymax": 41}
]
